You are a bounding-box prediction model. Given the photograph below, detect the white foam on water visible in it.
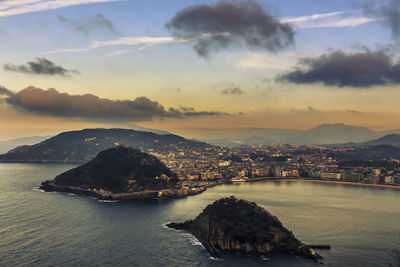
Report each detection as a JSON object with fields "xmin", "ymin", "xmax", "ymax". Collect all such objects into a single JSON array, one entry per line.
[
  {"xmin": 180, "ymin": 232, "xmax": 204, "ymax": 248},
  {"xmin": 161, "ymin": 223, "xmax": 183, "ymax": 232},
  {"xmin": 32, "ymin": 186, "xmax": 45, "ymax": 193},
  {"xmin": 161, "ymin": 223, "xmax": 170, "ymax": 229},
  {"xmin": 209, "ymin": 256, "xmax": 223, "ymax": 261},
  {"xmin": 98, "ymin": 199, "xmax": 119, "ymax": 203}
]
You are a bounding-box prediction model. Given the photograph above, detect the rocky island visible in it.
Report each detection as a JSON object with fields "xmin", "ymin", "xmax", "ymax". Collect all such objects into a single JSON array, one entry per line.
[
  {"xmin": 40, "ymin": 146, "xmax": 205, "ymax": 200},
  {"xmin": 167, "ymin": 196, "xmax": 322, "ymax": 262}
]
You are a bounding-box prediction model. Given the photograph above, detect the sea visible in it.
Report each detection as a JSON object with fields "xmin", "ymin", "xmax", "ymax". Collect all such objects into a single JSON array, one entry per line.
[{"xmin": 0, "ymin": 163, "xmax": 399, "ymax": 267}]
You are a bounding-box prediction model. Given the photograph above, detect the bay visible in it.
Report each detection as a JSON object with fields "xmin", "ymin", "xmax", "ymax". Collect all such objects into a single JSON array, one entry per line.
[{"xmin": 0, "ymin": 163, "xmax": 399, "ymax": 267}]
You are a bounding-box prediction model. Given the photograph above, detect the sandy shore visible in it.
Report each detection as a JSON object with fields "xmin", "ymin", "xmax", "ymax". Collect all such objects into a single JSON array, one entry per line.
[{"xmin": 278, "ymin": 179, "xmax": 400, "ymax": 190}]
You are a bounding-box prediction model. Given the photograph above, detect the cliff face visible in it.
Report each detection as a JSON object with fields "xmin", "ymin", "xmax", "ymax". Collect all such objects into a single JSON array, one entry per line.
[
  {"xmin": 40, "ymin": 146, "xmax": 178, "ymax": 193},
  {"xmin": 167, "ymin": 197, "xmax": 321, "ymax": 261}
]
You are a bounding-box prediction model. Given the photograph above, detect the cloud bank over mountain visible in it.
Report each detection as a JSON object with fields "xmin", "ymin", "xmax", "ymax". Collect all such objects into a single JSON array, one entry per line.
[{"xmin": 0, "ymin": 86, "xmax": 226, "ymax": 122}]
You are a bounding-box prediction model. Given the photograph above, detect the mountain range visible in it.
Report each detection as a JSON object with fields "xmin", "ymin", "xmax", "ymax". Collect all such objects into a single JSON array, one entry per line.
[
  {"xmin": 358, "ymin": 134, "xmax": 400, "ymax": 147},
  {"xmin": 189, "ymin": 124, "xmax": 400, "ymax": 145},
  {"xmin": 2, "ymin": 124, "xmax": 400, "ymax": 164}
]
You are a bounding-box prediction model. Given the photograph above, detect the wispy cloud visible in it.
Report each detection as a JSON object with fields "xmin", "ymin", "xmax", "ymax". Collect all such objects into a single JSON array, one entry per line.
[
  {"xmin": 48, "ymin": 36, "xmax": 188, "ymax": 54},
  {"xmin": 57, "ymin": 13, "xmax": 116, "ymax": 35},
  {"xmin": 0, "ymin": 0, "xmax": 120, "ymax": 17},
  {"xmin": 235, "ymin": 52, "xmax": 298, "ymax": 70},
  {"xmin": 105, "ymin": 49, "xmax": 130, "ymax": 57},
  {"xmin": 221, "ymin": 87, "xmax": 244, "ymax": 95},
  {"xmin": 282, "ymin": 12, "xmax": 345, "ymax": 24},
  {"xmin": 281, "ymin": 11, "xmax": 377, "ymax": 29},
  {"xmin": 356, "ymin": 0, "xmax": 400, "ymax": 39}
]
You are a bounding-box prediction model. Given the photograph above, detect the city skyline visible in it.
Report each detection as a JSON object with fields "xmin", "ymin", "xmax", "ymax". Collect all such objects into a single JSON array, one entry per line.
[{"xmin": 1, "ymin": 0, "xmax": 400, "ymax": 139}]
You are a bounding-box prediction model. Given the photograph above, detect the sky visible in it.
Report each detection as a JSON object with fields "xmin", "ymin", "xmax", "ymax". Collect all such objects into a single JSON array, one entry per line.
[{"xmin": 1, "ymin": 0, "xmax": 400, "ymax": 140}]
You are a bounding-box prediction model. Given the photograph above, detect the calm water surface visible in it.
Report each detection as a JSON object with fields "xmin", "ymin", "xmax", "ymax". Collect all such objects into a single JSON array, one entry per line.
[{"xmin": 1, "ymin": 163, "xmax": 399, "ymax": 267}]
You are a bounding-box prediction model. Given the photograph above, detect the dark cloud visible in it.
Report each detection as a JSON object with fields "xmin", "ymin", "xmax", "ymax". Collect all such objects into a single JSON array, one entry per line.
[
  {"xmin": 57, "ymin": 13, "xmax": 115, "ymax": 34},
  {"xmin": 0, "ymin": 86, "xmax": 225, "ymax": 122},
  {"xmin": 358, "ymin": 0, "xmax": 400, "ymax": 39},
  {"xmin": 307, "ymin": 106, "xmax": 315, "ymax": 112},
  {"xmin": 0, "ymin": 86, "xmax": 13, "ymax": 97},
  {"xmin": 291, "ymin": 106, "xmax": 318, "ymax": 113},
  {"xmin": 4, "ymin": 58, "xmax": 80, "ymax": 76},
  {"xmin": 221, "ymin": 87, "xmax": 244, "ymax": 95},
  {"xmin": 277, "ymin": 50, "xmax": 400, "ymax": 87},
  {"xmin": 166, "ymin": 0, "xmax": 294, "ymax": 58},
  {"xmin": 346, "ymin": 109, "xmax": 362, "ymax": 114},
  {"xmin": 179, "ymin": 106, "xmax": 195, "ymax": 112}
]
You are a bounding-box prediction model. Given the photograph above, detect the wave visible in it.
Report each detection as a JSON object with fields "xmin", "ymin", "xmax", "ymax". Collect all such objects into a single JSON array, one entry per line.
[
  {"xmin": 161, "ymin": 223, "xmax": 170, "ymax": 229},
  {"xmin": 98, "ymin": 199, "xmax": 119, "ymax": 203},
  {"xmin": 161, "ymin": 222, "xmax": 183, "ymax": 232},
  {"xmin": 179, "ymin": 232, "xmax": 204, "ymax": 248},
  {"xmin": 32, "ymin": 186, "xmax": 45, "ymax": 193},
  {"xmin": 161, "ymin": 223, "xmax": 206, "ymax": 250},
  {"xmin": 209, "ymin": 256, "xmax": 223, "ymax": 261}
]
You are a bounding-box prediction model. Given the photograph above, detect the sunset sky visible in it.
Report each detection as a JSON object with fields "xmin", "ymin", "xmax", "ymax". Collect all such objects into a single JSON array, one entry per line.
[{"xmin": 1, "ymin": 0, "xmax": 400, "ymax": 140}]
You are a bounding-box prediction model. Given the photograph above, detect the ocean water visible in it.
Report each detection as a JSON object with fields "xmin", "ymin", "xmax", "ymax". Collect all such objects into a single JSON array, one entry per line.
[{"xmin": 0, "ymin": 163, "xmax": 399, "ymax": 267}]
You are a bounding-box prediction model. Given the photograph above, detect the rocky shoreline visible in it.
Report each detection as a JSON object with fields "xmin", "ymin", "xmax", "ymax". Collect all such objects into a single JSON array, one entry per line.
[
  {"xmin": 40, "ymin": 181, "xmax": 207, "ymax": 200},
  {"xmin": 167, "ymin": 196, "xmax": 323, "ymax": 262},
  {"xmin": 37, "ymin": 147, "xmax": 216, "ymax": 201},
  {"xmin": 39, "ymin": 175, "xmax": 400, "ymax": 202}
]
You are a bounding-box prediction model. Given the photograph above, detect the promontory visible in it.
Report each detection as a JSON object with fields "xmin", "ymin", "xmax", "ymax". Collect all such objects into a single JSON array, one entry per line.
[
  {"xmin": 167, "ymin": 196, "xmax": 322, "ymax": 262},
  {"xmin": 39, "ymin": 146, "xmax": 205, "ymax": 200}
]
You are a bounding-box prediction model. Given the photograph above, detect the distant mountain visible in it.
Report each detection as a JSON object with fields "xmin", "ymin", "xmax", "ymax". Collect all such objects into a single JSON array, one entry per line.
[
  {"xmin": 0, "ymin": 136, "xmax": 51, "ymax": 154},
  {"xmin": 329, "ymin": 144, "xmax": 400, "ymax": 161},
  {"xmin": 200, "ymin": 123, "xmax": 381, "ymax": 145},
  {"xmin": 379, "ymin": 128, "xmax": 400, "ymax": 136},
  {"xmin": 304, "ymin": 124, "xmax": 378, "ymax": 144},
  {"xmin": 0, "ymin": 128, "xmax": 209, "ymax": 163},
  {"xmin": 129, "ymin": 124, "xmax": 171, "ymax": 135},
  {"xmin": 359, "ymin": 134, "xmax": 400, "ymax": 147}
]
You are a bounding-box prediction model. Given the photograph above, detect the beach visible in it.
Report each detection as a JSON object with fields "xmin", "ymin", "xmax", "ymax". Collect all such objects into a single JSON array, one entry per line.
[{"xmin": 279, "ymin": 178, "xmax": 400, "ymax": 190}]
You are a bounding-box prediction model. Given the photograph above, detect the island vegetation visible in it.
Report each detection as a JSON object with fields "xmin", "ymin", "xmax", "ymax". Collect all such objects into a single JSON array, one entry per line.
[
  {"xmin": 167, "ymin": 196, "xmax": 323, "ymax": 262},
  {"xmin": 39, "ymin": 146, "xmax": 205, "ymax": 200}
]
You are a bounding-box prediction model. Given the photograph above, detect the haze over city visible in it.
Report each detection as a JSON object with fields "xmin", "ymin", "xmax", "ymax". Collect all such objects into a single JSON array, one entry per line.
[{"xmin": 1, "ymin": 0, "xmax": 400, "ymax": 140}]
